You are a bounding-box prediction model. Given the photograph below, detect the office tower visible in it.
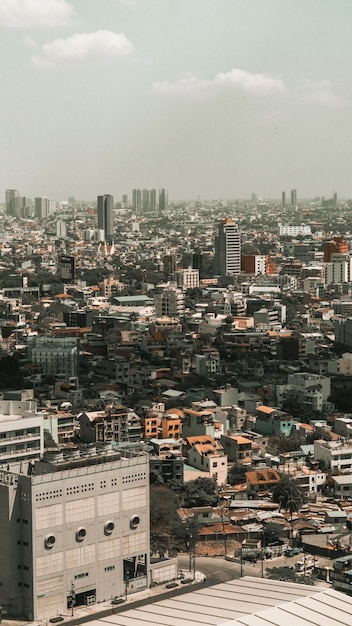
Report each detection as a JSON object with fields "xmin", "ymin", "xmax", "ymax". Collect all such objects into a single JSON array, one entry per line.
[
  {"xmin": 35, "ymin": 197, "xmax": 55, "ymax": 219},
  {"xmin": 142, "ymin": 188, "xmax": 150, "ymax": 212},
  {"xmin": 0, "ymin": 449, "xmax": 149, "ymax": 620},
  {"xmin": 214, "ymin": 217, "xmax": 241, "ymax": 276},
  {"xmin": 132, "ymin": 189, "xmax": 142, "ymax": 213},
  {"xmin": 6, "ymin": 189, "xmax": 24, "ymax": 216},
  {"xmin": 150, "ymin": 189, "xmax": 157, "ymax": 212},
  {"xmin": 290, "ymin": 188, "xmax": 297, "ymax": 207},
  {"xmin": 282, "ymin": 191, "xmax": 286, "ymax": 208},
  {"xmin": 158, "ymin": 188, "xmax": 168, "ymax": 213},
  {"xmin": 97, "ymin": 194, "xmax": 114, "ymax": 241}
]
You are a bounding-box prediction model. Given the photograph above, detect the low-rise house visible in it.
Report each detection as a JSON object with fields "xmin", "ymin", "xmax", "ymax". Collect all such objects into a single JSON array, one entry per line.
[
  {"xmin": 332, "ymin": 475, "xmax": 352, "ymax": 498},
  {"xmin": 220, "ymin": 433, "xmax": 254, "ymax": 465},
  {"xmin": 245, "ymin": 468, "xmax": 281, "ymax": 499},
  {"xmin": 255, "ymin": 405, "xmax": 293, "ymax": 437},
  {"xmin": 149, "ymin": 438, "xmax": 184, "ymax": 484},
  {"xmin": 184, "ymin": 435, "xmax": 227, "ymax": 485}
]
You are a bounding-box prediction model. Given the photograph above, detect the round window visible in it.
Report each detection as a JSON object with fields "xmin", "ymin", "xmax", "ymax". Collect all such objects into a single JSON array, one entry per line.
[
  {"xmin": 130, "ymin": 514, "xmax": 140, "ymax": 529},
  {"xmin": 76, "ymin": 527, "xmax": 87, "ymax": 541},
  {"xmin": 105, "ymin": 521, "xmax": 115, "ymax": 535},
  {"xmin": 45, "ymin": 534, "xmax": 56, "ymax": 549}
]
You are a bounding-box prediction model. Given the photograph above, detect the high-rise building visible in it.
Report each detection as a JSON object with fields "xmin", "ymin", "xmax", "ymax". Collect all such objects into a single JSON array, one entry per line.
[
  {"xmin": 97, "ymin": 194, "xmax": 114, "ymax": 241},
  {"xmin": 35, "ymin": 197, "xmax": 55, "ymax": 219},
  {"xmin": 56, "ymin": 220, "xmax": 67, "ymax": 239},
  {"xmin": 122, "ymin": 194, "xmax": 128, "ymax": 208},
  {"xmin": 142, "ymin": 189, "xmax": 150, "ymax": 212},
  {"xmin": 6, "ymin": 189, "xmax": 25, "ymax": 216},
  {"xmin": 150, "ymin": 189, "xmax": 157, "ymax": 212},
  {"xmin": 282, "ymin": 191, "xmax": 286, "ymax": 208},
  {"xmin": 158, "ymin": 188, "xmax": 168, "ymax": 213},
  {"xmin": 132, "ymin": 189, "xmax": 142, "ymax": 213},
  {"xmin": 290, "ymin": 188, "xmax": 297, "ymax": 207},
  {"xmin": 214, "ymin": 217, "xmax": 241, "ymax": 276}
]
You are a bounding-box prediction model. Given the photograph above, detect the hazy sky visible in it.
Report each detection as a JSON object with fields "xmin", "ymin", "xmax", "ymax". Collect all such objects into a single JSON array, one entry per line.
[{"xmin": 1, "ymin": 0, "xmax": 352, "ymax": 202}]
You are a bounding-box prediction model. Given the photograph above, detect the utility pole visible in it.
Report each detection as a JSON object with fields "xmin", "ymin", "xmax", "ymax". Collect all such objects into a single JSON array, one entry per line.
[{"xmin": 70, "ymin": 581, "xmax": 75, "ymax": 617}]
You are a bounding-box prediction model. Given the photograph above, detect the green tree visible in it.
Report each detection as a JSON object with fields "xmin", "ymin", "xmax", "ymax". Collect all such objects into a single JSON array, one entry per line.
[
  {"xmin": 227, "ymin": 463, "xmax": 247, "ymax": 485},
  {"xmin": 175, "ymin": 477, "xmax": 218, "ymax": 507},
  {"xmin": 272, "ymin": 475, "xmax": 305, "ymax": 514}
]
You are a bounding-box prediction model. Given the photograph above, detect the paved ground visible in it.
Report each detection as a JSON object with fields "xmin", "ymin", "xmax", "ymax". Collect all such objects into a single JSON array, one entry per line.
[{"xmin": 2, "ymin": 551, "xmax": 333, "ymax": 626}]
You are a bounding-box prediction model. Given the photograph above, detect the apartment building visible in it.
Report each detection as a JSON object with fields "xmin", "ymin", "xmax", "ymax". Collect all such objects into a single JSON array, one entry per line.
[
  {"xmin": 184, "ymin": 435, "xmax": 227, "ymax": 485},
  {"xmin": 0, "ymin": 399, "xmax": 44, "ymax": 466}
]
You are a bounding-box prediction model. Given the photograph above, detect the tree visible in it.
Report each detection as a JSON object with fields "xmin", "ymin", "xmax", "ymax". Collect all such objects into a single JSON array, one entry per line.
[
  {"xmin": 272, "ymin": 475, "xmax": 305, "ymax": 543},
  {"xmin": 272, "ymin": 475, "xmax": 305, "ymax": 514},
  {"xmin": 227, "ymin": 463, "xmax": 247, "ymax": 485},
  {"xmin": 174, "ymin": 477, "xmax": 218, "ymax": 508}
]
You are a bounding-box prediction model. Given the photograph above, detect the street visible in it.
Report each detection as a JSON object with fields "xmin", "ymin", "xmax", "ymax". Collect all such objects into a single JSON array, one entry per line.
[{"xmin": 177, "ymin": 552, "xmax": 333, "ymax": 586}]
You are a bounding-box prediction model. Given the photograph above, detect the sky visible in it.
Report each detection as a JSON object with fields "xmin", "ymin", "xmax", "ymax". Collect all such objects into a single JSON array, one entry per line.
[{"xmin": 1, "ymin": 0, "xmax": 352, "ymax": 202}]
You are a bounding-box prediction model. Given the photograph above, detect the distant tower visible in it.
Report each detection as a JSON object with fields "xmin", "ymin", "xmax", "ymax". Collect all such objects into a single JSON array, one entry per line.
[
  {"xmin": 214, "ymin": 217, "xmax": 241, "ymax": 276},
  {"xmin": 56, "ymin": 220, "xmax": 67, "ymax": 238},
  {"xmin": 290, "ymin": 189, "xmax": 297, "ymax": 207},
  {"xmin": 158, "ymin": 188, "xmax": 168, "ymax": 213},
  {"xmin": 282, "ymin": 191, "xmax": 286, "ymax": 208},
  {"xmin": 142, "ymin": 189, "xmax": 150, "ymax": 213},
  {"xmin": 97, "ymin": 194, "xmax": 114, "ymax": 241},
  {"xmin": 35, "ymin": 197, "xmax": 54, "ymax": 219},
  {"xmin": 333, "ymin": 191, "xmax": 338, "ymax": 209},
  {"xmin": 132, "ymin": 189, "xmax": 142, "ymax": 213},
  {"xmin": 122, "ymin": 194, "xmax": 128, "ymax": 208},
  {"xmin": 6, "ymin": 189, "xmax": 23, "ymax": 216},
  {"xmin": 150, "ymin": 189, "xmax": 157, "ymax": 212}
]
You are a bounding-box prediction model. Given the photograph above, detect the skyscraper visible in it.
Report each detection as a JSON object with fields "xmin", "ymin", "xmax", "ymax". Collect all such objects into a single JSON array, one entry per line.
[
  {"xmin": 97, "ymin": 194, "xmax": 114, "ymax": 241},
  {"xmin": 290, "ymin": 189, "xmax": 297, "ymax": 207},
  {"xmin": 158, "ymin": 188, "xmax": 168, "ymax": 213},
  {"xmin": 132, "ymin": 189, "xmax": 142, "ymax": 213},
  {"xmin": 214, "ymin": 217, "xmax": 241, "ymax": 276},
  {"xmin": 35, "ymin": 197, "xmax": 55, "ymax": 219},
  {"xmin": 282, "ymin": 191, "xmax": 286, "ymax": 208},
  {"xmin": 6, "ymin": 189, "xmax": 24, "ymax": 216}
]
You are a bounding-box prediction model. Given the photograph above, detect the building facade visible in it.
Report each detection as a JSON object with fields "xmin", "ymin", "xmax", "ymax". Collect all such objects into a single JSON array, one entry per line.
[
  {"xmin": 214, "ymin": 217, "xmax": 241, "ymax": 276},
  {"xmin": 0, "ymin": 449, "xmax": 150, "ymax": 620},
  {"xmin": 97, "ymin": 194, "xmax": 114, "ymax": 241}
]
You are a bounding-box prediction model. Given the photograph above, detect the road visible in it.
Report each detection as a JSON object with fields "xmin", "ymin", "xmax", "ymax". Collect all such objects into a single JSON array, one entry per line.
[{"xmin": 177, "ymin": 552, "xmax": 333, "ymax": 587}]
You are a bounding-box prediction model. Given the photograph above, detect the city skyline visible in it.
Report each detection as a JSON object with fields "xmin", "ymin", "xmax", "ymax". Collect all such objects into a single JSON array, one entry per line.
[{"xmin": 1, "ymin": 1, "xmax": 352, "ymax": 200}]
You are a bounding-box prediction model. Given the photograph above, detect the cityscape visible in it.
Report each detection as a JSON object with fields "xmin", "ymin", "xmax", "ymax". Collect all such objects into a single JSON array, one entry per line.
[
  {"xmin": 2, "ymin": 1, "xmax": 352, "ymax": 625},
  {"xmin": 0, "ymin": 187, "xmax": 352, "ymax": 625}
]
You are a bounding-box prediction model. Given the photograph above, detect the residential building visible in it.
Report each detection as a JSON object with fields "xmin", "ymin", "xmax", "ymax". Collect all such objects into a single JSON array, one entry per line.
[
  {"xmin": 154, "ymin": 287, "xmax": 185, "ymax": 317},
  {"xmin": 214, "ymin": 217, "xmax": 241, "ymax": 276},
  {"xmin": 245, "ymin": 468, "xmax": 281, "ymax": 498},
  {"xmin": 0, "ymin": 448, "xmax": 149, "ymax": 620},
  {"xmin": 176, "ymin": 267, "xmax": 200, "ymax": 290},
  {"xmin": 255, "ymin": 405, "xmax": 293, "ymax": 437},
  {"xmin": 314, "ymin": 439, "xmax": 352, "ymax": 472},
  {"xmin": 323, "ymin": 236, "xmax": 349, "ymax": 262},
  {"xmin": 158, "ymin": 188, "xmax": 168, "ymax": 213},
  {"xmin": 149, "ymin": 438, "xmax": 184, "ymax": 484},
  {"xmin": 184, "ymin": 435, "xmax": 227, "ymax": 485},
  {"xmin": 241, "ymin": 254, "xmax": 268, "ymax": 275},
  {"xmin": 0, "ymin": 399, "xmax": 44, "ymax": 466},
  {"xmin": 35, "ymin": 197, "xmax": 55, "ymax": 219},
  {"xmin": 220, "ymin": 434, "xmax": 253, "ymax": 464},
  {"xmin": 27, "ymin": 336, "xmax": 78, "ymax": 378}
]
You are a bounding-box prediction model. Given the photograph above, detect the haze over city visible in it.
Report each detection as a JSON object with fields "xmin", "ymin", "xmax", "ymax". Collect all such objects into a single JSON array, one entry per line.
[{"xmin": 1, "ymin": 0, "xmax": 352, "ymax": 201}]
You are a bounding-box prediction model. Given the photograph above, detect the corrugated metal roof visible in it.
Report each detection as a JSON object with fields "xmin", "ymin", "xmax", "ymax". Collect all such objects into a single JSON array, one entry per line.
[{"xmin": 90, "ymin": 577, "xmax": 352, "ymax": 626}]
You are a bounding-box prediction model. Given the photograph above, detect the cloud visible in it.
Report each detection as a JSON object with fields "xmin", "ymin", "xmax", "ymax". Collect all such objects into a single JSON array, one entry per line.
[
  {"xmin": 153, "ymin": 68, "xmax": 286, "ymax": 96},
  {"xmin": 300, "ymin": 79, "xmax": 346, "ymax": 109},
  {"xmin": 32, "ymin": 30, "xmax": 134, "ymax": 66},
  {"xmin": 213, "ymin": 69, "xmax": 285, "ymax": 95},
  {"xmin": 0, "ymin": 0, "xmax": 75, "ymax": 29}
]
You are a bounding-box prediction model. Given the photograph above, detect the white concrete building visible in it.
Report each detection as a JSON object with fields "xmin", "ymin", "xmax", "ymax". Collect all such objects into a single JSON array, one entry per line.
[
  {"xmin": 0, "ymin": 400, "xmax": 44, "ymax": 466},
  {"xmin": 0, "ymin": 448, "xmax": 150, "ymax": 621},
  {"xmin": 314, "ymin": 438, "xmax": 352, "ymax": 472}
]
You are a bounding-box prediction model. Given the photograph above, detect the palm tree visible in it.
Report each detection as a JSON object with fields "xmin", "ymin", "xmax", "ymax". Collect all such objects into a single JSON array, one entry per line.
[{"xmin": 272, "ymin": 476, "xmax": 305, "ymax": 544}]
